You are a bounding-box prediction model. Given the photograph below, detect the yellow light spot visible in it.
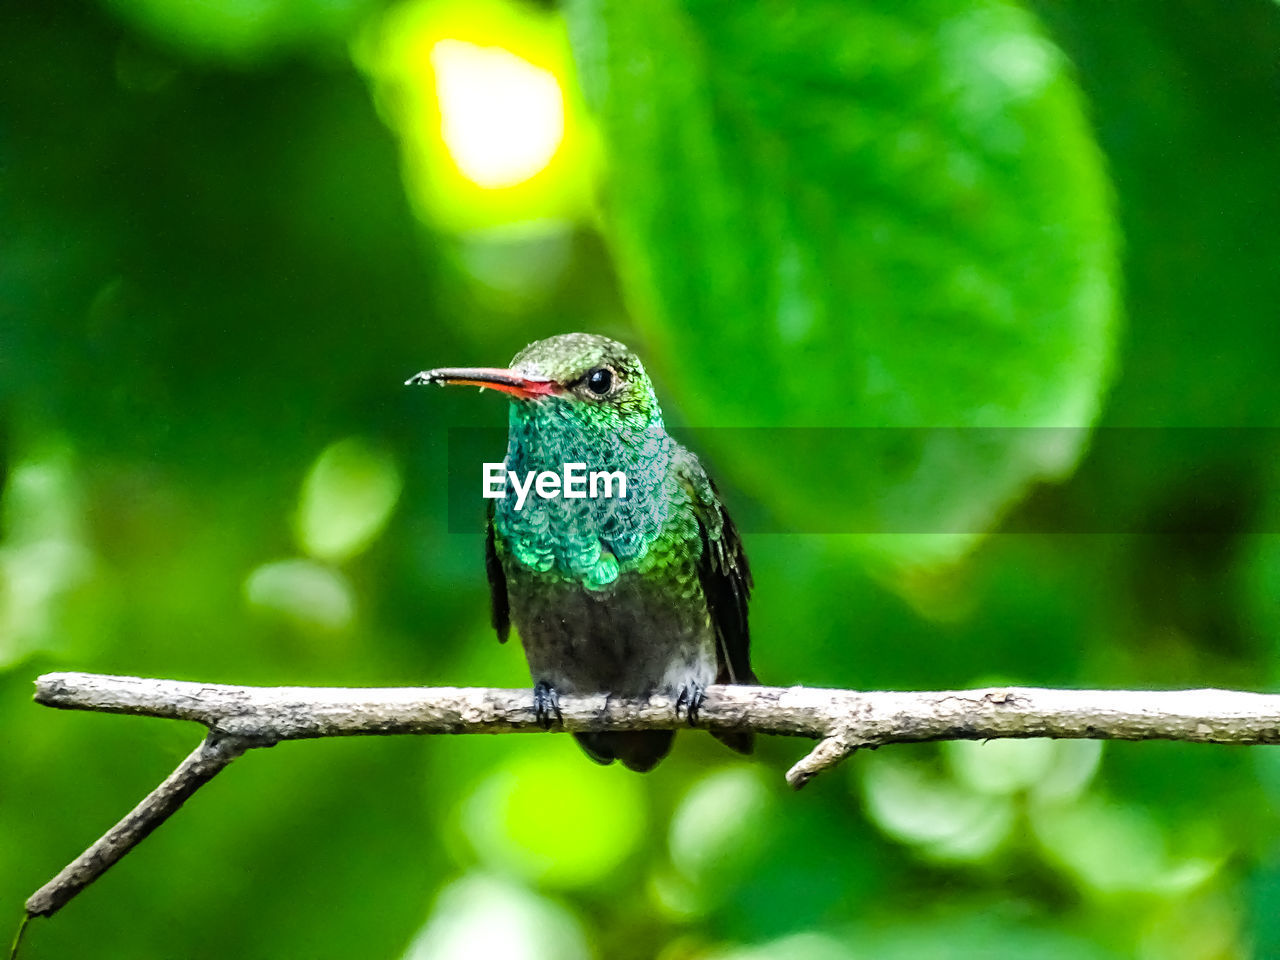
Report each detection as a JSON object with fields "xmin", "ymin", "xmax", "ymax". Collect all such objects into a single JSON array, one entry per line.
[{"xmin": 430, "ymin": 39, "xmax": 565, "ymax": 189}]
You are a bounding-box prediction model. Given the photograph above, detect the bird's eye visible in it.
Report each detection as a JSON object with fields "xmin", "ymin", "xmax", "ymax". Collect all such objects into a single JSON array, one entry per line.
[{"xmin": 585, "ymin": 367, "xmax": 613, "ymax": 395}]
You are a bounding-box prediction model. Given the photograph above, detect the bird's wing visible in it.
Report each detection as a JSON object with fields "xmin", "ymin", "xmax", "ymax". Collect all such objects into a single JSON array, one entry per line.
[
  {"xmin": 485, "ymin": 500, "xmax": 510, "ymax": 643},
  {"xmin": 675, "ymin": 447, "xmax": 756, "ymax": 685}
]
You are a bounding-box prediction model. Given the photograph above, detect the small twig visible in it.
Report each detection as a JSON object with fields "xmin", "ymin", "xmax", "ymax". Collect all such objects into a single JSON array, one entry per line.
[
  {"xmin": 24, "ymin": 733, "xmax": 250, "ymax": 919},
  {"xmin": 8, "ymin": 914, "xmax": 30, "ymax": 960},
  {"xmin": 785, "ymin": 733, "xmax": 860, "ymax": 789},
  {"xmin": 19, "ymin": 672, "xmax": 1280, "ymax": 940}
]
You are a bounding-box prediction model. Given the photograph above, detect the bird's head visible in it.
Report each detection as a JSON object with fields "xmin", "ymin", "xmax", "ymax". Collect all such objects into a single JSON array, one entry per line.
[{"xmin": 407, "ymin": 333, "xmax": 664, "ymax": 438}]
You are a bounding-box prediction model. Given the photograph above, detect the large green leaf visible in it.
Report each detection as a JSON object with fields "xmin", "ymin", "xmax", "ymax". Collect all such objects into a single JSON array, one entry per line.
[{"xmin": 567, "ymin": 0, "xmax": 1118, "ymax": 563}]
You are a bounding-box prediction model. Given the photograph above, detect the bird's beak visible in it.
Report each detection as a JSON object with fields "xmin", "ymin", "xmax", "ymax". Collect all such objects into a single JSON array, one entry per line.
[{"xmin": 405, "ymin": 366, "xmax": 560, "ymax": 399}]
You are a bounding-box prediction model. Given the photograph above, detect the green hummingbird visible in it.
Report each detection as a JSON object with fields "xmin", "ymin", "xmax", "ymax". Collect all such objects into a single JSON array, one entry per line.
[{"xmin": 408, "ymin": 332, "xmax": 756, "ymax": 771}]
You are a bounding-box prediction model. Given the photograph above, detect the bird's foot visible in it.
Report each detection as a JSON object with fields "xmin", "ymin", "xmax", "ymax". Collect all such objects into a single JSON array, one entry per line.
[
  {"xmin": 533, "ymin": 681, "xmax": 563, "ymax": 730},
  {"xmin": 675, "ymin": 681, "xmax": 706, "ymax": 727}
]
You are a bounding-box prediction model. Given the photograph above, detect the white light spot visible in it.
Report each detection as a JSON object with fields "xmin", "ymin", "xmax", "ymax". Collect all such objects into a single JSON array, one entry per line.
[
  {"xmin": 402, "ymin": 873, "xmax": 591, "ymax": 960},
  {"xmin": 431, "ymin": 39, "xmax": 565, "ymax": 189}
]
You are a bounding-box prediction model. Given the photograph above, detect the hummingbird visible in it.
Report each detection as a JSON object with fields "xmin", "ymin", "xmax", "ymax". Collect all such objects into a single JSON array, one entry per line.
[{"xmin": 408, "ymin": 332, "xmax": 756, "ymax": 771}]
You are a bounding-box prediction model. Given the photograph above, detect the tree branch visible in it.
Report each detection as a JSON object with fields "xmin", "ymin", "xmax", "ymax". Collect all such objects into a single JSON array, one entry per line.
[
  {"xmin": 23, "ymin": 733, "xmax": 249, "ymax": 919},
  {"xmin": 21, "ymin": 671, "xmax": 1280, "ymax": 933}
]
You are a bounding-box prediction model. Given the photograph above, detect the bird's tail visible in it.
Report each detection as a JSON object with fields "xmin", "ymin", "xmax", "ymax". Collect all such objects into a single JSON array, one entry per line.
[
  {"xmin": 712, "ymin": 666, "xmax": 758, "ymax": 755},
  {"xmin": 574, "ymin": 731, "xmax": 675, "ymax": 772},
  {"xmin": 711, "ymin": 730, "xmax": 755, "ymax": 755}
]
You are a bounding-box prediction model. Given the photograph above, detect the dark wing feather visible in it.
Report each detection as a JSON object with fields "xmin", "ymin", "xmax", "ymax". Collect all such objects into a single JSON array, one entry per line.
[
  {"xmin": 675, "ymin": 449, "xmax": 756, "ymax": 686},
  {"xmin": 485, "ymin": 500, "xmax": 510, "ymax": 642}
]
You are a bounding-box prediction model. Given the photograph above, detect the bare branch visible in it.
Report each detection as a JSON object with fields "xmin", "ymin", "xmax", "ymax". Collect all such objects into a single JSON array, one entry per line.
[
  {"xmin": 34, "ymin": 671, "xmax": 1280, "ymax": 747},
  {"xmin": 24, "ymin": 733, "xmax": 249, "ymax": 919},
  {"xmin": 21, "ymin": 671, "xmax": 1280, "ymax": 933}
]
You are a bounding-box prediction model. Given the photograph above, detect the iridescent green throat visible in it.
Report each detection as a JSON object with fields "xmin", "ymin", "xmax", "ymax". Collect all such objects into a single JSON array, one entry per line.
[{"xmin": 494, "ymin": 389, "xmax": 677, "ymax": 588}]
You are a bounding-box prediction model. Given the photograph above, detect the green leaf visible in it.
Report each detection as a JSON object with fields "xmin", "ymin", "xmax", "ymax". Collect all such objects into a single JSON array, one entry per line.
[
  {"xmin": 567, "ymin": 0, "xmax": 1118, "ymax": 564},
  {"xmin": 1031, "ymin": 796, "xmax": 1222, "ymax": 896},
  {"xmin": 857, "ymin": 753, "xmax": 1013, "ymax": 863}
]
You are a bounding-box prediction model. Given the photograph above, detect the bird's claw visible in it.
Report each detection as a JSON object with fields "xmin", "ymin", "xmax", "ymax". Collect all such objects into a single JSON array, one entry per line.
[
  {"xmin": 675, "ymin": 681, "xmax": 706, "ymax": 727},
  {"xmin": 533, "ymin": 681, "xmax": 563, "ymax": 730}
]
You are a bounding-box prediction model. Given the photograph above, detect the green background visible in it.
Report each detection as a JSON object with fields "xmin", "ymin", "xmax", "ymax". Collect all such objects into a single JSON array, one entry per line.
[{"xmin": 3, "ymin": 0, "xmax": 1280, "ymax": 957}]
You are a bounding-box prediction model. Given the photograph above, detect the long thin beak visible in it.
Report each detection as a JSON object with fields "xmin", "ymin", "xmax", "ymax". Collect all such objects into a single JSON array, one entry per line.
[{"xmin": 405, "ymin": 366, "xmax": 560, "ymax": 399}]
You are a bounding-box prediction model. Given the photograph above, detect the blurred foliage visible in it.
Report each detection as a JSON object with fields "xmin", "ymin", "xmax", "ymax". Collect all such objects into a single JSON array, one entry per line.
[
  {"xmin": 566, "ymin": 0, "xmax": 1117, "ymax": 566},
  {"xmin": 1, "ymin": 0, "xmax": 1279, "ymax": 958}
]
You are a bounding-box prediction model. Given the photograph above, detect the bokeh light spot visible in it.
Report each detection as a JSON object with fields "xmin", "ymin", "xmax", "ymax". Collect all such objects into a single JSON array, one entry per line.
[
  {"xmin": 0, "ymin": 442, "xmax": 94, "ymax": 666},
  {"xmin": 859, "ymin": 754, "xmax": 1013, "ymax": 863},
  {"xmin": 295, "ymin": 437, "xmax": 402, "ymax": 564},
  {"xmin": 244, "ymin": 558, "xmax": 355, "ymax": 631},
  {"xmin": 431, "ymin": 39, "xmax": 565, "ymax": 189},
  {"xmin": 460, "ymin": 743, "xmax": 646, "ymax": 889},
  {"xmin": 403, "ymin": 872, "xmax": 590, "ymax": 960},
  {"xmin": 669, "ymin": 765, "xmax": 774, "ymax": 889},
  {"xmin": 354, "ymin": 0, "xmax": 595, "ymax": 231}
]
